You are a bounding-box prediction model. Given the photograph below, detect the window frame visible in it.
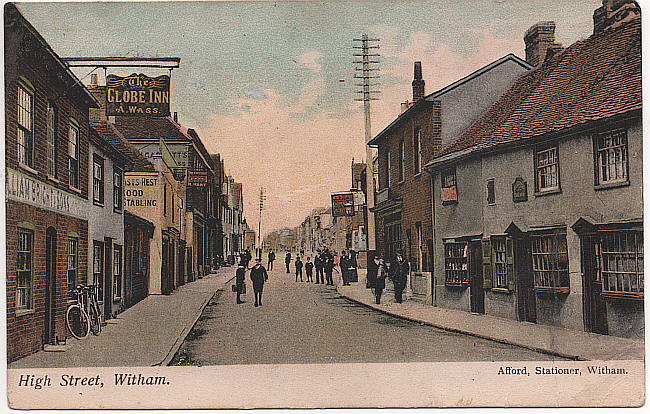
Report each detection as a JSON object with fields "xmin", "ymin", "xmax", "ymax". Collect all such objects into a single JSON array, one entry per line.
[
  {"xmin": 530, "ymin": 232, "xmax": 570, "ymax": 293},
  {"xmin": 398, "ymin": 139, "xmax": 405, "ymax": 183},
  {"xmin": 16, "ymin": 228, "xmax": 34, "ymax": 312},
  {"xmin": 593, "ymin": 129, "xmax": 630, "ymax": 189},
  {"xmin": 68, "ymin": 120, "xmax": 81, "ymax": 191},
  {"xmin": 444, "ymin": 241, "xmax": 469, "ymax": 287},
  {"xmin": 17, "ymin": 79, "xmax": 35, "ymax": 169},
  {"xmin": 534, "ymin": 143, "xmax": 561, "ymax": 195},
  {"xmin": 93, "ymin": 241, "xmax": 104, "ymax": 303},
  {"xmin": 68, "ymin": 237, "xmax": 79, "ymax": 293},
  {"xmin": 441, "ymin": 167, "xmax": 458, "ymax": 204},
  {"xmin": 93, "ymin": 154, "xmax": 105, "ymax": 206},
  {"xmin": 414, "ymin": 127, "xmax": 422, "ymax": 175},
  {"xmin": 113, "ymin": 245, "xmax": 122, "ymax": 301},
  {"xmin": 47, "ymin": 101, "xmax": 58, "ymax": 179},
  {"xmin": 597, "ymin": 230, "xmax": 643, "ymax": 299},
  {"xmin": 113, "ymin": 168, "xmax": 123, "ymax": 212},
  {"xmin": 486, "ymin": 178, "xmax": 496, "ymax": 205}
]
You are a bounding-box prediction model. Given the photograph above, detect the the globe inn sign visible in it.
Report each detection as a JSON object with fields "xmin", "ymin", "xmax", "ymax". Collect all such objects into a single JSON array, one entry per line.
[{"xmin": 106, "ymin": 73, "xmax": 170, "ymax": 116}]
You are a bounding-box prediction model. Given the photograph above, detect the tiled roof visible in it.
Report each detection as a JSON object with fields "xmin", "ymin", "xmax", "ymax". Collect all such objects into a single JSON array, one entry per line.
[
  {"xmin": 91, "ymin": 120, "xmax": 156, "ymax": 172},
  {"xmin": 114, "ymin": 116, "xmax": 192, "ymax": 143},
  {"xmin": 438, "ymin": 19, "xmax": 641, "ymax": 157}
]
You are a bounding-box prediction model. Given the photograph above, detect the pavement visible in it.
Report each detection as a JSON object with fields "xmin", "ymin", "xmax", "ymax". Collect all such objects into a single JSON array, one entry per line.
[
  {"xmin": 8, "ymin": 267, "xmax": 235, "ymax": 368},
  {"xmin": 337, "ymin": 272, "xmax": 645, "ymax": 361}
]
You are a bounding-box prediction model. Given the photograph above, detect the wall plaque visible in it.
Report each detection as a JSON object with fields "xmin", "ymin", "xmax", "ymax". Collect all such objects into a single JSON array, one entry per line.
[{"xmin": 512, "ymin": 176, "xmax": 528, "ymax": 203}]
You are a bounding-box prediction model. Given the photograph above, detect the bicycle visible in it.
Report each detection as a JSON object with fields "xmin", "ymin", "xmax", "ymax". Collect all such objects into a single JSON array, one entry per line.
[
  {"xmin": 65, "ymin": 285, "xmax": 90, "ymax": 339},
  {"xmin": 85, "ymin": 285, "xmax": 102, "ymax": 336}
]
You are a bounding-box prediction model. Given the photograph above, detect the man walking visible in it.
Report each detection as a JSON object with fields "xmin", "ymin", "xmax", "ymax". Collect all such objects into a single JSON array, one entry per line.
[
  {"xmin": 285, "ymin": 252, "xmax": 292, "ymax": 273},
  {"xmin": 340, "ymin": 250, "xmax": 350, "ymax": 286},
  {"xmin": 267, "ymin": 250, "xmax": 275, "ymax": 271},
  {"xmin": 235, "ymin": 263, "xmax": 246, "ymax": 304},
  {"xmin": 250, "ymin": 258, "xmax": 268, "ymax": 307},
  {"xmin": 391, "ymin": 252, "xmax": 409, "ymax": 303},
  {"xmin": 314, "ymin": 251, "xmax": 324, "ymax": 284},
  {"xmin": 295, "ymin": 256, "xmax": 303, "ymax": 282},
  {"xmin": 324, "ymin": 253, "xmax": 335, "ymax": 286},
  {"xmin": 305, "ymin": 257, "xmax": 314, "ymax": 282},
  {"xmin": 375, "ymin": 257, "xmax": 388, "ymax": 304}
]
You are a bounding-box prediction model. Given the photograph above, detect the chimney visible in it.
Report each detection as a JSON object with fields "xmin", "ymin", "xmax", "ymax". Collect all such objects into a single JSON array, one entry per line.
[
  {"xmin": 412, "ymin": 61, "xmax": 425, "ymax": 101},
  {"xmin": 593, "ymin": 0, "xmax": 640, "ymax": 34},
  {"xmin": 524, "ymin": 22, "xmax": 559, "ymax": 66},
  {"xmin": 173, "ymin": 112, "xmax": 178, "ymax": 123},
  {"xmin": 88, "ymin": 85, "xmax": 108, "ymax": 124},
  {"xmin": 90, "ymin": 73, "xmax": 98, "ymax": 87}
]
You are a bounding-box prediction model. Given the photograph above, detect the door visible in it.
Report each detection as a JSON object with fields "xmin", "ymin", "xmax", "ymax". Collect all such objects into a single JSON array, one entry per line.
[
  {"xmin": 161, "ymin": 233, "xmax": 171, "ymax": 294},
  {"xmin": 104, "ymin": 238, "xmax": 112, "ymax": 319},
  {"xmin": 469, "ymin": 241, "xmax": 485, "ymax": 314},
  {"xmin": 583, "ymin": 237, "xmax": 608, "ymax": 334},
  {"xmin": 44, "ymin": 228, "xmax": 57, "ymax": 345},
  {"xmin": 516, "ymin": 238, "xmax": 536, "ymax": 323}
]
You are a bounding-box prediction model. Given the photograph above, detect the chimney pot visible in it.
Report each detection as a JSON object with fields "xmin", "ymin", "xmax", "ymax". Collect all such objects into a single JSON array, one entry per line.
[
  {"xmin": 593, "ymin": 0, "xmax": 640, "ymax": 34},
  {"xmin": 90, "ymin": 73, "xmax": 99, "ymax": 87},
  {"xmin": 173, "ymin": 112, "xmax": 178, "ymax": 123},
  {"xmin": 412, "ymin": 61, "xmax": 425, "ymax": 101}
]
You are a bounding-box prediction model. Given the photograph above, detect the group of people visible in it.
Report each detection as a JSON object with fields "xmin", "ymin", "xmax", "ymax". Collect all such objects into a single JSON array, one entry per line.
[
  {"xmin": 366, "ymin": 251, "xmax": 409, "ymax": 304},
  {"xmin": 282, "ymin": 248, "xmax": 348, "ymax": 286}
]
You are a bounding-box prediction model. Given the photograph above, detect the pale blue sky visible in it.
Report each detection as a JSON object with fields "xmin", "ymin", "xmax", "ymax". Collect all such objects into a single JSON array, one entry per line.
[{"xmin": 17, "ymin": 0, "xmax": 602, "ymax": 234}]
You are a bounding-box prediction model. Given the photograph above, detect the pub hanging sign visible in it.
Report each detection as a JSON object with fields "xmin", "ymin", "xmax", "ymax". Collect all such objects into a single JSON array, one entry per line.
[{"xmin": 106, "ymin": 73, "xmax": 170, "ymax": 116}]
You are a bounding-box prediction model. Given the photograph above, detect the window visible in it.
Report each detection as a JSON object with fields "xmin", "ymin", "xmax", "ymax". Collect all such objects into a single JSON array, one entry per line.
[
  {"xmin": 414, "ymin": 128, "xmax": 422, "ymax": 175},
  {"xmin": 487, "ymin": 179, "xmax": 496, "ymax": 205},
  {"xmin": 595, "ymin": 129, "xmax": 628, "ymax": 185},
  {"xmin": 16, "ymin": 228, "xmax": 34, "ymax": 310},
  {"xmin": 93, "ymin": 242, "xmax": 104, "ymax": 301},
  {"xmin": 482, "ymin": 236, "xmax": 514, "ymax": 291},
  {"xmin": 386, "ymin": 150, "xmax": 392, "ymax": 188},
  {"xmin": 493, "ymin": 238, "xmax": 508, "ymax": 289},
  {"xmin": 384, "ymin": 221, "xmax": 402, "ymax": 261},
  {"xmin": 398, "ymin": 140, "xmax": 405, "ymax": 182},
  {"xmin": 598, "ymin": 231, "xmax": 643, "ymax": 299},
  {"xmin": 531, "ymin": 233, "xmax": 569, "ymax": 293},
  {"xmin": 441, "ymin": 167, "xmax": 457, "ymax": 203},
  {"xmin": 113, "ymin": 245, "xmax": 122, "ymax": 301},
  {"xmin": 68, "ymin": 238, "xmax": 78, "ymax": 292},
  {"xmin": 93, "ymin": 155, "xmax": 104, "ymax": 205},
  {"xmin": 47, "ymin": 101, "xmax": 58, "ymax": 178},
  {"xmin": 17, "ymin": 82, "xmax": 35, "ymax": 168},
  {"xmin": 69, "ymin": 122, "xmax": 80, "ymax": 190},
  {"xmin": 113, "ymin": 168, "xmax": 123, "ymax": 211},
  {"xmin": 535, "ymin": 145, "xmax": 559, "ymax": 192},
  {"xmin": 163, "ymin": 184, "xmax": 167, "ymax": 216},
  {"xmin": 445, "ymin": 242, "xmax": 469, "ymax": 286}
]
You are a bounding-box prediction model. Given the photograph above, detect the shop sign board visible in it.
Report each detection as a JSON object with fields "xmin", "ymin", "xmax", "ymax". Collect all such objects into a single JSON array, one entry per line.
[
  {"xmin": 106, "ymin": 73, "xmax": 171, "ymax": 116},
  {"xmin": 331, "ymin": 192, "xmax": 355, "ymax": 217},
  {"xmin": 134, "ymin": 142, "xmax": 189, "ymax": 168},
  {"xmin": 124, "ymin": 173, "xmax": 159, "ymax": 213},
  {"xmin": 187, "ymin": 170, "xmax": 208, "ymax": 187}
]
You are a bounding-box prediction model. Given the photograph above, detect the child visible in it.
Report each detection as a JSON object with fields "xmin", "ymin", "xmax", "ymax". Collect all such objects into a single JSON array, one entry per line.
[{"xmin": 305, "ymin": 257, "xmax": 314, "ymax": 282}]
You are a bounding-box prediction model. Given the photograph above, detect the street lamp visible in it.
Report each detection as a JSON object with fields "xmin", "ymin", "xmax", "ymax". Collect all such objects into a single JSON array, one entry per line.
[{"xmin": 344, "ymin": 202, "xmax": 354, "ymax": 216}]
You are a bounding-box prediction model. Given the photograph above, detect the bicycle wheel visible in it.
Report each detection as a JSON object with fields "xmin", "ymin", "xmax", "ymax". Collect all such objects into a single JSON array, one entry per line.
[
  {"xmin": 66, "ymin": 305, "xmax": 90, "ymax": 339},
  {"xmin": 88, "ymin": 303, "xmax": 101, "ymax": 336}
]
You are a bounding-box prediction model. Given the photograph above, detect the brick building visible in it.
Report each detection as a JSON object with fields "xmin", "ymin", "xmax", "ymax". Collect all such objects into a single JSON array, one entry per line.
[
  {"xmin": 369, "ymin": 56, "xmax": 531, "ymax": 302},
  {"xmin": 5, "ymin": 4, "xmax": 98, "ymax": 361}
]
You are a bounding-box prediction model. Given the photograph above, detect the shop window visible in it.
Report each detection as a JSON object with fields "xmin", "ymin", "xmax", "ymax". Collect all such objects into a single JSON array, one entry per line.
[
  {"xmin": 531, "ymin": 233, "xmax": 569, "ymax": 293},
  {"xmin": 414, "ymin": 128, "xmax": 422, "ymax": 175},
  {"xmin": 598, "ymin": 231, "xmax": 643, "ymax": 299},
  {"xmin": 482, "ymin": 236, "xmax": 515, "ymax": 291},
  {"xmin": 441, "ymin": 167, "xmax": 457, "ymax": 203},
  {"xmin": 535, "ymin": 145, "xmax": 559, "ymax": 192},
  {"xmin": 113, "ymin": 245, "xmax": 122, "ymax": 301},
  {"xmin": 486, "ymin": 179, "xmax": 496, "ymax": 205},
  {"xmin": 595, "ymin": 129, "xmax": 628, "ymax": 186},
  {"xmin": 398, "ymin": 140, "xmax": 405, "ymax": 182},
  {"xmin": 445, "ymin": 242, "xmax": 469, "ymax": 287},
  {"xmin": 68, "ymin": 237, "xmax": 79, "ymax": 292},
  {"xmin": 69, "ymin": 122, "xmax": 80, "ymax": 190},
  {"xmin": 113, "ymin": 168, "xmax": 123, "ymax": 211},
  {"xmin": 47, "ymin": 101, "xmax": 58, "ymax": 178},
  {"xmin": 18, "ymin": 80, "xmax": 35, "ymax": 168},
  {"xmin": 93, "ymin": 242, "xmax": 104, "ymax": 302},
  {"xmin": 93, "ymin": 154, "xmax": 104, "ymax": 205},
  {"xmin": 16, "ymin": 228, "xmax": 34, "ymax": 310}
]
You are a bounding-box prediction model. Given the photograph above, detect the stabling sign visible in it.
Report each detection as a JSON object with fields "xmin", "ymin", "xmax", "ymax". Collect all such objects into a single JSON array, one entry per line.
[
  {"xmin": 187, "ymin": 170, "xmax": 208, "ymax": 187},
  {"xmin": 106, "ymin": 73, "xmax": 170, "ymax": 116},
  {"xmin": 331, "ymin": 193, "xmax": 355, "ymax": 217}
]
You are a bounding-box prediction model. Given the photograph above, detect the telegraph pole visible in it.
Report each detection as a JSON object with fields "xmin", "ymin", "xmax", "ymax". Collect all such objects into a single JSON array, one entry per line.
[
  {"xmin": 257, "ymin": 187, "xmax": 266, "ymax": 260},
  {"xmin": 353, "ymin": 34, "xmax": 380, "ymax": 254}
]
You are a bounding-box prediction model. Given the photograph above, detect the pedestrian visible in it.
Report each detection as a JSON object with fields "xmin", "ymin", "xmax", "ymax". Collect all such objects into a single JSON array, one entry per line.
[
  {"xmin": 295, "ymin": 256, "xmax": 303, "ymax": 282},
  {"xmin": 250, "ymin": 258, "xmax": 268, "ymax": 307},
  {"xmin": 340, "ymin": 250, "xmax": 350, "ymax": 286},
  {"xmin": 305, "ymin": 257, "xmax": 314, "ymax": 282},
  {"xmin": 390, "ymin": 252, "xmax": 409, "ymax": 303},
  {"xmin": 314, "ymin": 251, "xmax": 323, "ymax": 284},
  {"xmin": 285, "ymin": 252, "xmax": 292, "ymax": 273},
  {"xmin": 366, "ymin": 254, "xmax": 379, "ymax": 289},
  {"xmin": 267, "ymin": 250, "xmax": 275, "ymax": 271},
  {"xmin": 235, "ymin": 263, "xmax": 246, "ymax": 304},
  {"xmin": 244, "ymin": 249, "xmax": 252, "ymax": 267},
  {"xmin": 375, "ymin": 257, "xmax": 388, "ymax": 304},
  {"xmin": 348, "ymin": 250, "xmax": 358, "ymax": 282},
  {"xmin": 324, "ymin": 253, "xmax": 335, "ymax": 286}
]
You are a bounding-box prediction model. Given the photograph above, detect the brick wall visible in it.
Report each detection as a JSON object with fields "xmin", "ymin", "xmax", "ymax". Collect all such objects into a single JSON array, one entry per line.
[{"xmin": 6, "ymin": 201, "xmax": 89, "ymax": 362}]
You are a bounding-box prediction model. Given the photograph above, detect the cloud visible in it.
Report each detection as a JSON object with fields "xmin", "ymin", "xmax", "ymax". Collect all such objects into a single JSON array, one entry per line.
[
  {"xmin": 194, "ymin": 80, "xmax": 206, "ymax": 89},
  {"xmin": 299, "ymin": 50, "xmax": 322, "ymax": 72},
  {"xmin": 244, "ymin": 88, "xmax": 268, "ymax": 100}
]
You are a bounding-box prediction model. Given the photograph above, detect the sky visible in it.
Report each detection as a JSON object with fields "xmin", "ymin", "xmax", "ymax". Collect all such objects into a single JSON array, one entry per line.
[{"xmin": 18, "ymin": 0, "xmax": 602, "ymax": 238}]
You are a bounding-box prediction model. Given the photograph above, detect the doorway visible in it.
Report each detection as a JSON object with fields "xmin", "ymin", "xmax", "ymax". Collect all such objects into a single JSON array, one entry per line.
[
  {"xmin": 44, "ymin": 227, "xmax": 57, "ymax": 345},
  {"xmin": 516, "ymin": 238, "xmax": 536, "ymax": 323},
  {"xmin": 582, "ymin": 237, "xmax": 608, "ymax": 334},
  {"xmin": 104, "ymin": 238, "xmax": 112, "ymax": 319},
  {"xmin": 469, "ymin": 241, "xmax": 485, "ymax": 314}
]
